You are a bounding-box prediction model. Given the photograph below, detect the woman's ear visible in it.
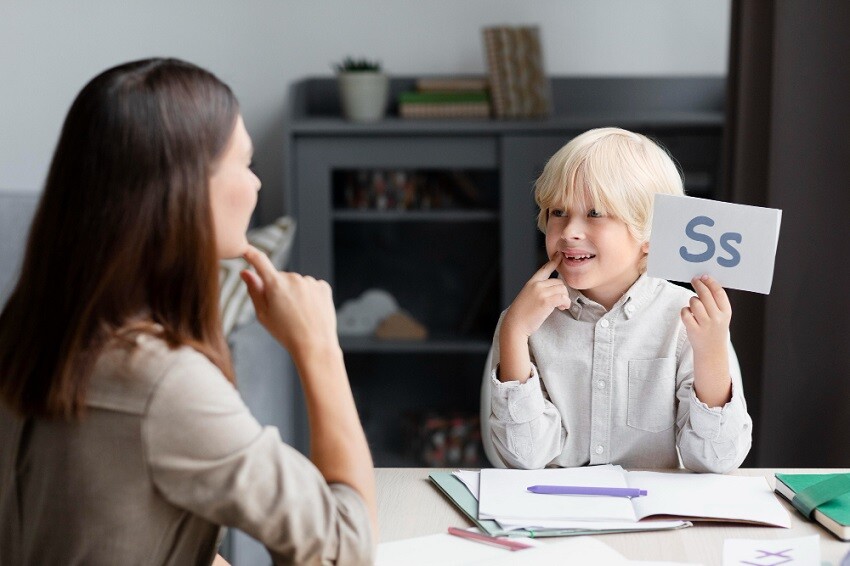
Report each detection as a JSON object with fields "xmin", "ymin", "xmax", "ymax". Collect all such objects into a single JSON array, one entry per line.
[{"xmin": 641, "ymin": 241, "xmax": 650, "ymax": 254}]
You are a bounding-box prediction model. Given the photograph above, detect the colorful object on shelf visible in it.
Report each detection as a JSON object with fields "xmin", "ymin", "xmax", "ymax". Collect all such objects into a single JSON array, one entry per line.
[{"xmin": 404, "ymin": 412, "xmax": 483, "ymax": 467}]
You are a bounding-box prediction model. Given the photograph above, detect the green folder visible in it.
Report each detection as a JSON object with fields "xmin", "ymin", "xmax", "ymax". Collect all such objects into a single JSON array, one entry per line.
[
  {"xmin": 775, "ymin": 472, "xmax": 850, "ymax": 541},
  {"xmin": 428, "ymin": 471, "xmax": 690, "ymax": 538}
]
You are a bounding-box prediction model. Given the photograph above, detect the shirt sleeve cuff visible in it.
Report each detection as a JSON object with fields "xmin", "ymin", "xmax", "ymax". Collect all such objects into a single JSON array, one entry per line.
[
  {"xmin": 688, "ymin": 382, "xmax": 748, "ymax": 442},
  {"xmin": 489, "ymin": 364, "xmax": 546, "ymax": 423}
]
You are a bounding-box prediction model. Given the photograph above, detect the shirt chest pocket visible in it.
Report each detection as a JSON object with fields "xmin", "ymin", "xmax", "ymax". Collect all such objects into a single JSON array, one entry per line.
[{"xmin": 627, "ymin": 357, "xmax": 676, "ymax": 433}]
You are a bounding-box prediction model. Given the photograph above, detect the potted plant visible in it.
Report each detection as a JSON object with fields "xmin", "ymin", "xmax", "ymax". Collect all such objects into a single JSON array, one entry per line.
[{"xmin": 334, "ymin": 57, "xmax": 389, "ymax": 122}]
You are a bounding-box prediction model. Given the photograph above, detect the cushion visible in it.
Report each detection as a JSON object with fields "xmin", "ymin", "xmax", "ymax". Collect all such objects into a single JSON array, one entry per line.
[{"xmin": 219, "ymin": 216, "xmax": 296, "ymax": 336}]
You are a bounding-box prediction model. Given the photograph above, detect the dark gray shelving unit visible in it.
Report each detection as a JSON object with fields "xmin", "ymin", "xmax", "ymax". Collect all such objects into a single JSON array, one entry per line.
[{"xmin": 283, "ymin": 76, "xmax": 725, "ymax": 466}]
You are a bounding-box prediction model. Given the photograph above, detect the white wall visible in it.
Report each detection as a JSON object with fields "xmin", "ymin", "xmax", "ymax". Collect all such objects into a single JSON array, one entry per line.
[{"xmin": 0, "ymin": 0, "xmax": 730, "ymax": 210}]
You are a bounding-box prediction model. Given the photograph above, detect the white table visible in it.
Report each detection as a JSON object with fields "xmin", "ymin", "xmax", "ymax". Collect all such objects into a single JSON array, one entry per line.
[{"xmin": 375, "ymin": 468, "xmax": 850, "ymax": 565}]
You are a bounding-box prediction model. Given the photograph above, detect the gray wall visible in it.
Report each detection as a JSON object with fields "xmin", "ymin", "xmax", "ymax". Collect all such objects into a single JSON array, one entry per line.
[{"xmin": 1, "ymin": 0, "xmax": 730, "ymax": 214}]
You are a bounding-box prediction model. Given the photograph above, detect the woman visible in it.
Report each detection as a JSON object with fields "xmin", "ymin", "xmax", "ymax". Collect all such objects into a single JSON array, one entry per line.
[{"xmin": 0, "ymin": 58, "xmax": 376, "ymax": 565}]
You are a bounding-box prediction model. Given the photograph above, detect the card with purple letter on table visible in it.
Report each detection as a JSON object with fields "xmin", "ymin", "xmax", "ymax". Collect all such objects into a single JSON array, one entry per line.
[{"xmin": 647, "ymin": 194, "xmax": 782, "ymax": 294}]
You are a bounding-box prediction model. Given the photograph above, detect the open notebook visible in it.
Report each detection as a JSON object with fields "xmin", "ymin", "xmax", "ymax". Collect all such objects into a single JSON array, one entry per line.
[
  {"xmin": 475, "ymin": 466, "xmax": 790, "ymax": 530},
  {"xmin": 430, "ymin": 467, "xmax": 690, "ymax": 537}
]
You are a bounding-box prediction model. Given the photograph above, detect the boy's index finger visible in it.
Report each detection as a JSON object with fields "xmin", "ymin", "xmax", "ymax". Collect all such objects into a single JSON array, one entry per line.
[
  {"xmin": 242, "ymin": 246, "xmax": 278, "ymax": 284},
  {"xmin": 532, "ymin": 253, "xmax": 562, "ymax": 282}
]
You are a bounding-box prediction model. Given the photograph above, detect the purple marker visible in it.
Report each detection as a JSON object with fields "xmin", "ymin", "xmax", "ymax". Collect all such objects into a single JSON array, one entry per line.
[{"xmin": 526, "ymin": 485, "xmax": 648, "ymax": 498}]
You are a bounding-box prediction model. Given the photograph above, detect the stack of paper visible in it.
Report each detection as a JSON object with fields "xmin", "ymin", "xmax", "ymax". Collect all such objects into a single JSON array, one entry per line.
[{"xmin": 459, "ymin": 465, "xmax": 790, "ymax": 535}]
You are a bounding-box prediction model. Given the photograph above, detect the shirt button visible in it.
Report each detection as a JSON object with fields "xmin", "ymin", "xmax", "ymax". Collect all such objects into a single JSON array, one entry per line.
[
  {"xmin": 626, "ymin": 304, "xmax": 635, "ymax": 313},
  {"xmin": 595, "ymin": 445, "xmax": 604, "ymax": 455},
  {"xmin": 600, "ymin": 319, "xmax": 610, "ymax": 328},
  {"xmin": 597, "ymin": 380, "xmax": 605, "ymax": 389}
]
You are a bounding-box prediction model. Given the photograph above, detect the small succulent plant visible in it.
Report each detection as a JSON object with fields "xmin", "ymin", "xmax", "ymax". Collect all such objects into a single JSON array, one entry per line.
[{"xmin": 333, "ymin": 57, "xmax": 382, "ymax": 73}]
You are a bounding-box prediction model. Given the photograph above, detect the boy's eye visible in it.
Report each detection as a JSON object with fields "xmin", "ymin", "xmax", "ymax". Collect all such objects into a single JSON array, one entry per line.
[
  {"xmin": 550, "ymin": 208, "xmax": 566, "ymax": 218},
  {"xmin": 588, "ymin": 208, "xmax": 603, "ymax": 218}
]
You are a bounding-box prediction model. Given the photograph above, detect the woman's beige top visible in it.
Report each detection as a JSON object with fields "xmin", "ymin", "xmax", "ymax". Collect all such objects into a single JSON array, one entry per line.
[{"xmin": 0, "ymin": 333, "xmax": 373, "ymax": 566}]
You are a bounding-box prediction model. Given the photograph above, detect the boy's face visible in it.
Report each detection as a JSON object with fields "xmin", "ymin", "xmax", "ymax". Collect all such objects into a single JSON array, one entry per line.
[{"xmin": 544, "ymin": 190, "xmax": 648, "ymax": 309}]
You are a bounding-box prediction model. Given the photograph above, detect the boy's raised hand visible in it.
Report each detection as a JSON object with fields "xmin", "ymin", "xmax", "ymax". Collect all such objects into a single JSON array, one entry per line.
[
  {"xmin": 502, "ymin": 254, "xmax": 571, "ymax": 340},
  {"xmin": 681, "ymin": 274, "xmax": 732, "ymax": 356},
  {"xmin": 682, "ymin": 274, "xmax": 734, "ymax": 407}
]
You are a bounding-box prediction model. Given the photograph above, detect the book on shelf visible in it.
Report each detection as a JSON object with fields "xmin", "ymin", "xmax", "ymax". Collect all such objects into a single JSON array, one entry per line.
[
  {"xmin": 398, "ymin": 90, "xmax": 491, "ymax": 119},
  {"xmin": 399, "ymin": 102, "xmax": 490, "ymax": 119},
  {"xmin": 775, "ymin": 472, "xmax": 850, "ymax": 541},
  {"xmin": 416, "ymin": 77, "xmax": 489, "ymax": 92},
  {"xmin": 482, "ymin": 26, "xmax": 552, "ymax": 118},
  {"xmin": 398, "ymin": 91, "xmax": 489, "ymax": 104}
]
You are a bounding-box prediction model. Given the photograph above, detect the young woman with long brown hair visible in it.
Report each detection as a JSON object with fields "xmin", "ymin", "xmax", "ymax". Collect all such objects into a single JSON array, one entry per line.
[{"xmin": 0, "ymin": 58, "xmax": 376, "ymax": 565}]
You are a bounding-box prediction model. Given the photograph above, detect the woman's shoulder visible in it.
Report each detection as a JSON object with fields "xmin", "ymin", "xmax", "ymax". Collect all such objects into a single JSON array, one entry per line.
[{"xmin": 87, "ymin": 333, "xmax": 229, "ymax": 415}]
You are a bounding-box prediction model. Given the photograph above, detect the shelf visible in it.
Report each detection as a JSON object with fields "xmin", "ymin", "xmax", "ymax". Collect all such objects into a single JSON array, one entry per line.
[
  {"xmin": 333, "ymin": 210, "xmax": 498, "ymax": 222},
  {"xmin": 340, "ymin": 336, "xmax": 491, "ymax": 354}
]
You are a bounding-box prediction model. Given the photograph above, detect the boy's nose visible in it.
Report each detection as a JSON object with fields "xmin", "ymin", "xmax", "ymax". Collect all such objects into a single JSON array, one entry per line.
[{"xmin": 561, "ymin": 217, "xmax": 586, "ymax": 240}]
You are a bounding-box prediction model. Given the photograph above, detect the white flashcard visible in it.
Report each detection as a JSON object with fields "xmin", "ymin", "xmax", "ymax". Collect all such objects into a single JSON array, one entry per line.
[
  {"xmin": 646, "ymin": 194, "xmax": 782, "ymax": 294},
  {"xmin": 722, "ymin": 535, "xmax": 820, "ymax": 566}
]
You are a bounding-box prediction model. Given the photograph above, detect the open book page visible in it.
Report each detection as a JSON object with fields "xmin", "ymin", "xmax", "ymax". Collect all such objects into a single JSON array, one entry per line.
[
  {"xmin": 626, "ymin": 471, "xmax": 791, "ymax": 527},
  {"xmin": 478, "ymin": 466, "xmax": 638, "ymax": 523}
]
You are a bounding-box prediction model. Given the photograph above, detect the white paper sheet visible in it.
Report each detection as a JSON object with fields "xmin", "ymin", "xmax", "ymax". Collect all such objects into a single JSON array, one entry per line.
[
  {"xmin": 646, "ymin": 194, "xmax": 782, "ymax": 294},
  {"xmin": 376, "ymin": 534, "xmax": 628, "ymax": 566},
  {"xmin": 722, "ymin": 535, "xmax": 820, "ymax": 566}
]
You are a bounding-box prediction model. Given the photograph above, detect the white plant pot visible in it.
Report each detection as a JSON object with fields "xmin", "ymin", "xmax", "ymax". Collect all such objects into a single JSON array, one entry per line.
[{"xmin": 338, "ymin": 72, "xmax": 389, "ymax": 122}]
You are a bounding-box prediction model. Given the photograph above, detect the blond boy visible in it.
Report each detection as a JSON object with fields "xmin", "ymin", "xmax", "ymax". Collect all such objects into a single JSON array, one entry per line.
[{"xmin": 489, "ymin": 128, "xmax": 752, "ymax": 472}]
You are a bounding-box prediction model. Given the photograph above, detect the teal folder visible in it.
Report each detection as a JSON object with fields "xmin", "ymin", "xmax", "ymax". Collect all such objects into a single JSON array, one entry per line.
[{"xmin": 428, "ymin": 471, "xmax": 691, "ymax": 538}]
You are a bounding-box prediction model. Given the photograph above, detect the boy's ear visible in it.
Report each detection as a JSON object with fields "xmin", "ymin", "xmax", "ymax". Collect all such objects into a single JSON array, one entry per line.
[{"xmin": 641, "ymin": 241, "xmax": 650, "ymax": 254}]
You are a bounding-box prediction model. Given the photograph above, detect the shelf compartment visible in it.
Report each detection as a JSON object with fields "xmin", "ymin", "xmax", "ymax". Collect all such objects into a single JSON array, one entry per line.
[
  {"xmin": 333, "ymin": 221, "xmax": 500, "ymax": 339},
  {"xmin": 340, "ymin": 336, "xmax": 491, "ymax": 354},
  {"xmin": 345, "ymin": 352, "xmax": 488, "ymax": 468},
  {"xmin": 333, "ymin": 210, "xmax": 498, "ymax": 222},
  {"xmin": 332, "ymin": 168, "xmax": 498, "ymax": 213}
]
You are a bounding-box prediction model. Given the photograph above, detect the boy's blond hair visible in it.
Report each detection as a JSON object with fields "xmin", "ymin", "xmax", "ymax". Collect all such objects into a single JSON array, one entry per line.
[{"xmin": 535, "ymin": 128, "xmax": 685, "ymax": 260}]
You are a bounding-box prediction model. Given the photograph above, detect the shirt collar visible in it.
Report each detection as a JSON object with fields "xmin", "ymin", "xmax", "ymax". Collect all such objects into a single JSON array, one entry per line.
[{"xmin": 565, "ymin": 273, "xmax": 657, "ymax": 321}]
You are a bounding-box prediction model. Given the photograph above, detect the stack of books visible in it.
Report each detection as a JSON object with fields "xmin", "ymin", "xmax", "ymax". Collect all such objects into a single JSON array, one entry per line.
[
  {"xmin": 482, "ymin": 26, "xmax": 552, "ymax": 119},
  {"xmin": 398, "ymin": 77, "xmax": 491, "ymax": 119}
]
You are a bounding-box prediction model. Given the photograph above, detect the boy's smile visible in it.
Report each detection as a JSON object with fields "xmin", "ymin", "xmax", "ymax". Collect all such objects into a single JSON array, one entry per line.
[{"xmin": 561, "ymin": 247, "xmax": 597, "ymax": 267}]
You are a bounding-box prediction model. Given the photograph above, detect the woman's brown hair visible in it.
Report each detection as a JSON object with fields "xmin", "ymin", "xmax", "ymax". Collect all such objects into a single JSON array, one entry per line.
[{"xmin": 0, "ymin": 58, "xmax": 238, "ymax": 418}]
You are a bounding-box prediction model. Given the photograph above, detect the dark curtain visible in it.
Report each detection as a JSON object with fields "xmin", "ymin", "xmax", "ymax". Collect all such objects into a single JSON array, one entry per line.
[{"xmin": 725, "ymin": 0, "xmax": 850, "ymax": 466}]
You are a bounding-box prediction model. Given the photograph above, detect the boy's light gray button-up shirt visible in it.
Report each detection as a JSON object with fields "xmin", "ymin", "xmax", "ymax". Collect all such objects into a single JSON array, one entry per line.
[{"xmin": 488, "ymin": 274, "xmax": 752, "ymax": 473}]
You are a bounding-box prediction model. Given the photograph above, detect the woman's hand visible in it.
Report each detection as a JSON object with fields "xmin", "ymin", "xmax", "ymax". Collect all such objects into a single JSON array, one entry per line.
[
  {"xmin": 241, "ymin": 246, "xmax": 340, "ymax": 362},
  {"xmin": 682, "ymin": 274, "xmax": 733, "ymax": 407}
]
